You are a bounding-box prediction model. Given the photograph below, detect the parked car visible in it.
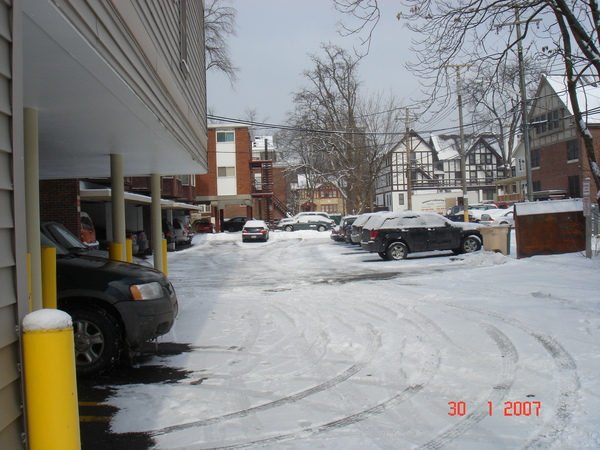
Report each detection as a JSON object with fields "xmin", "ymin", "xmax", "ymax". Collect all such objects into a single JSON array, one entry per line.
[
  {"xmin": 468, "ymin": 204, "xmax": 499, "ymax": 222},
  {"xmin": 42, "ymin": 221, "xmax": 152, "ymax": 267},
  {"xmin": 350, "ymin": 212, "xmax": 382, "ymax": 244},
  {"xmin": 242, "ymin": 220, "xmax": 270, "ymax": 242},
  {"xmin": 331, "ymin": 215, "xmax": 359, "ymax": 242},
  {"xmin": 40, "ymin": 227, "xmax": 178, "ymax": 376},
  {"xmin": 130, "ymin": 230, "xmax": 149, "ymax": 255},
  {"xmin": 446, "ymin": 203, "xmax": 499, "ymax": 222},
  {"xmin": 480, "ymin": 207, "xmax": 515, "ymax": 226},
  {"xmin": 223, "ymin": 216, "xmax": 248, "ymax": 232},
  {"xmin": 361, "ymin": 211, "xmax": 482, "ymax": 260},
  {"xmin": 339, "ymin": 215, "xmax": 358, "ymax": 243},
  {"xmin": 79, "ymin": 212, "xmax": 99, "ymax": 249},
  {"xmin": 162, "ymin": 220, "xmax": 176, "ymax": 250},
  {"xmin": 193, "ymin": 218, "xmax": 214, "ymax": 233},
  {"xmin": 173, "ymin": 217, "xmax": 194, "ymax": 245},
  {"xmin": 330, "ymin": 225, "xmax": 343, "ymax": 241},
  {"xmin": 278, "ymin": 215, "xmax": 333, "ymax": 232},
  {"xmin": 278, "ymin": 211, "xmax": 334, "ymax": 228}
]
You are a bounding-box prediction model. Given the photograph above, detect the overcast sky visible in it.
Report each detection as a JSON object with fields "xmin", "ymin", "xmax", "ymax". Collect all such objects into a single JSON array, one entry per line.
[{"xmin": 206, "ymin": 0, "xmax": 425, "ymax": 131}]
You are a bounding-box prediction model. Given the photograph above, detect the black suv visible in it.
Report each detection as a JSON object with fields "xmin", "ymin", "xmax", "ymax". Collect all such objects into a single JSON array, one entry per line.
[
  {"xmin": 360, "ymin": 212, "xmax": 482, "ymax": 260},
  {"xmin": 41, "ymin": 222, "xmax": 178, "ymax": 376}
]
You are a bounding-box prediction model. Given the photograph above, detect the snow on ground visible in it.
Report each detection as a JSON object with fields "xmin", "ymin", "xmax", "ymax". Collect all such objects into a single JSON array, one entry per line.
[{"xmin": 107, "ymin": 230, "xmax": 600, "ymax": 449}]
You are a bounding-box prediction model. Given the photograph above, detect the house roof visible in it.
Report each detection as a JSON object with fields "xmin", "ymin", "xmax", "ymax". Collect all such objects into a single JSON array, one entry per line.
[
  {"xmin": 544, "ymin": 76, "xmax": 600, "ymax": 124},
  {"xmin": 429, "ymin": 133, "xmax": 502, "ymax": 161}
]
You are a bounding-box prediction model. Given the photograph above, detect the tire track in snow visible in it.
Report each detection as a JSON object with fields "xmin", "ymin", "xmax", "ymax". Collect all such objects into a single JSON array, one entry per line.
[
  {"xmin": 150, "ymin": 322, "xmax": 381, "ymax": 436},
  {"xmin": 443, "ymin": 303, "xmax": 580, "ymax": 449},
  {"xmin": 174, "ymin": 301, "xmax": 447, "ymax": 448},
  {"xmin": 418, "ymin": 323, "xmax": 519, "ymax": 449}
]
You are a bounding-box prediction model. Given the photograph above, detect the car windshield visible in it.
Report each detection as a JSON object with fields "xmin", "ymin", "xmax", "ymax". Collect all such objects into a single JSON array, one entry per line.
[
  {"xmin": 43, "ymin": 222, "xmax": 87, "ymax": 251},
  {"xmin": 41, "ymin": 232, "xmax": 70, "ymax": 256}
]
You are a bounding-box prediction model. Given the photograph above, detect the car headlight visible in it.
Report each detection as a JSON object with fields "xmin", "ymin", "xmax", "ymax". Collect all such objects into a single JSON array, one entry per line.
[{"xmin": 130, "ymin": 282, "xmax": 163, "ymax": 300}]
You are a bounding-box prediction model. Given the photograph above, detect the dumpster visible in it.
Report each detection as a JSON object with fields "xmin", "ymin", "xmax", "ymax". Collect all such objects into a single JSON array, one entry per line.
[{"xmin": 478, "ymin": 225, "xmax": 511, "ymax": 255}]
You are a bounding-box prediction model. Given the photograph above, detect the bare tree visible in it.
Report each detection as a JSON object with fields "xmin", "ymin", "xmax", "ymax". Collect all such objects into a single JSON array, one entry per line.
[
  {"xmin": 335, "ymin": 0, "xmax": 600, "ymax": 193},
  {"xmin": 279, "ymin": 44, "xmax": 404, "ymax": 214},
  {"xmin": 204, "ymin": 0, "xmax": 238, "ymax": 84},
  {"xmin": 462, "ymin": 58, "xmax": 544, "ymax": 167}
]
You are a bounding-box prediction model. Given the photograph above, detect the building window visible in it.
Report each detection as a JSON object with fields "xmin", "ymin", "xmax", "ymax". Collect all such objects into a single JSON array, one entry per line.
[
  {"xmin": 322, "ymin": 204, "xmax": 338, "ymax": 213},
  {"xmin": 534, "ymin": 109, "xmax": 562, "ymax": 134},
  {"xmin": 398, "ymin": 193, "xmax": 405, "ymax": 206},
  {"xmin": 531, "ymin": 149, "xmax": 540, "ymax": 168},
  {"xmin": 567, "ymin": 140, "xmax": 579, "ymax": 161},
  {"xmin": 483, "ymin": 154, "xmax": 492, "ymax": 164},
  {"xmin": 532, "ymin": 180, "xmax": 541, "ymax": 192},
  {"xmin": 468, "ymin": 154, "xmax": 476, "ymax": 164},
  {"xmin": 217, "ymin": 131, "xmax": 235, "ymax": 142},
  {"xmin": 455, "ymin": 171, "xmax": 462, "ymax": 179},
  {"xmin": 217, "ymin": 166, "xmax": 235, "ymax": 177},
  {"xmin": 320, "ymin": 190, "xmax": 337, "ymax": 198},
  {"xmin": 568, "ymin": 175, "xmax": 581, "ymax": 197},
  {"xmin": 548, "ymin": 109, "xmax": 561, "ymax": 130},
  {"xmin": 469, "ymin": 170, "xmax": 477, "ymax": 180}
]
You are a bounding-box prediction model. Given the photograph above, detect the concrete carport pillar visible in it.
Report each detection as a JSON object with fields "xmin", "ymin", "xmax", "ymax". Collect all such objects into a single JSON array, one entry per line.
[
  {"xmin": 110, "ymin": 154, "xmax": 126, "ymax": 260},
  {"xmin": 24, "ymin": 108, "xmax": 42, "ymax": 311},
  {"xmin": 151, "ymin": 173, "xmax": 164, "ymax": 272}
]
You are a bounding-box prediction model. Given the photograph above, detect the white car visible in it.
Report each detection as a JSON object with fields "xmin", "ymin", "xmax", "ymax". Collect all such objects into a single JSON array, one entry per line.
[
  {"xmin": 480, "ymin": 207, "xmax": 514, "ymax": 226},
  {"xmin": 467, "ymin": 204, "xmax": 499, "ymax": 222},
  {"xmin": 278, "ymin": 211, "xmax": 334, "ymax": 228}
]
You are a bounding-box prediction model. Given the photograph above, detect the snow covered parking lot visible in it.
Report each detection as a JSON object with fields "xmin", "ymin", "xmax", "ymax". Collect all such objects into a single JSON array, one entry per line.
[{"xmin": 99, "ymin": 230, "xmax": 600, "ymax": 449}]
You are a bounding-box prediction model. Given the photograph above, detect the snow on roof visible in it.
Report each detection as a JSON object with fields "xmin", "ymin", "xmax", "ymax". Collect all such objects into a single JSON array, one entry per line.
[
  {"xmin": 545, "ymin": 76, "xmax": 600, "ymax": 124},
  {"xmin": 430, "ymin": 133, "xmax": 501, "ymax": 161},
  {"xmin": 515, "ymin": 198, "xmax": 582, "ymax": 216}
]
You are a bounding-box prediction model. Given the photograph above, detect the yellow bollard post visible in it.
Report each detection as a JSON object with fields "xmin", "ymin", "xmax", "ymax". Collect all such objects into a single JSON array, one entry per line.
[
  {"xmin": 162, "ymin": 238, "xmax": 168, "ymax": 276},
  {"xmin": 108, "ymin": 242, "xmax": 122, "ymax": 261},
  {"xmin": 22, "ymin": 309, "xmax": 81, "ymax": 450},
  {"xmin": 126, "ymin": 238, "xmax": 133, "ymax": 263},
  {"xmin": 41, "ymin": 245, "xmax": 57, "ymax": 309}
]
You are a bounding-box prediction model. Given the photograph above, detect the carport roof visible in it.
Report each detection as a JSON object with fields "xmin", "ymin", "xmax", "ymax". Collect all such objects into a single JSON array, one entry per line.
[{"xmin": 80, "ymin": 188, "xmax": 202, "ymax": 211}]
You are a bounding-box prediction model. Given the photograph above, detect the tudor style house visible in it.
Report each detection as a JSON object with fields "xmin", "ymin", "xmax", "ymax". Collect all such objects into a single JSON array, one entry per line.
[
  {"xmin": 374, "ymin": 131, "xmax": 507, "ymax": 213},
  {"xmin": 527, "ymin": 76, "xmax": 600, "ymax": 202}
]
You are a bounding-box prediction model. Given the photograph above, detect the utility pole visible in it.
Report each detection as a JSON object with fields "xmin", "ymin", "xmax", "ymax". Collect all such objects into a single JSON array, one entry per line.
[
  {"xmin": 496, "ymin": 10, "xmax": 541, "ymax": 202},
  {"xmin": 403, "ymin": 107, "xmax": 418, "ymax": 210},
  {"xmin": 445, "ymin": 64, "xmax": 472, "ymax": 222}
]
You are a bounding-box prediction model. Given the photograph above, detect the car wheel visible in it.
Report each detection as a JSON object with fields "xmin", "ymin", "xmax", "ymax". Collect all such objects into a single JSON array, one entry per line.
[
  {"xmin": 386, "ymin": 242, "xmax": 408, "ymax": 260},
  {"xmin": 67, "ymin": 307, "xmax": 123, "ymax": 376},
  {"xmin": 317, "ymin": 225, "xmax": 326, "ymax": 232},
  {"xmin": 284, "ymin": 225, "xmax": 294, "ymax": 232},
  {"xmin": 460, "ymin": 235, "xmax": 482, "ymax": 254}
]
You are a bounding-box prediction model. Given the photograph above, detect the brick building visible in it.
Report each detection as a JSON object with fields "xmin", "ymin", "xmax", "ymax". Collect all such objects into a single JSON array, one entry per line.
[
  {"xmin": 196, "ymin": 125, "xmax": 288, "ymax": 229},
  {"xmin": 529, "ymin": 76, "xmax": 600, "ymax": 202}
]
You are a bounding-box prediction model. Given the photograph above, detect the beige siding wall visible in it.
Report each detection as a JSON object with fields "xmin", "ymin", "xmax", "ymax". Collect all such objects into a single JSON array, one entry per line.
[
  {"xmin": 131, "ymin": 0, "xmax": 206, "ymax": 127},
  {"xmin": 48, "ymin": 0, "xmax": 207, "ymax": 167},
  {"xmin": 0, "ymin": 0, "xmax": 25, "ymax": 447}
]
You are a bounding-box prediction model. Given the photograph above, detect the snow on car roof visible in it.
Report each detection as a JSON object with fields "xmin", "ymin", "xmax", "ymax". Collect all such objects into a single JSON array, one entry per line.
[
  {"xmin": 369, "ymin": 211, "xmax": 449, "ymax": 230},
  {"xmin": 244, "ymin": 220, "xmax": 266, "ymax": 227}
]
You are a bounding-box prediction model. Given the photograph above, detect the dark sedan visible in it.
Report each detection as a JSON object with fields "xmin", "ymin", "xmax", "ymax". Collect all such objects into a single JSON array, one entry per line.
[
  {"xmin": 222, "ymin": 216, "xmax": 248, "ymax": 232},
  {"xmin": 361, "ymin": 211, "xmax": 482, "ymax": 260}
]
